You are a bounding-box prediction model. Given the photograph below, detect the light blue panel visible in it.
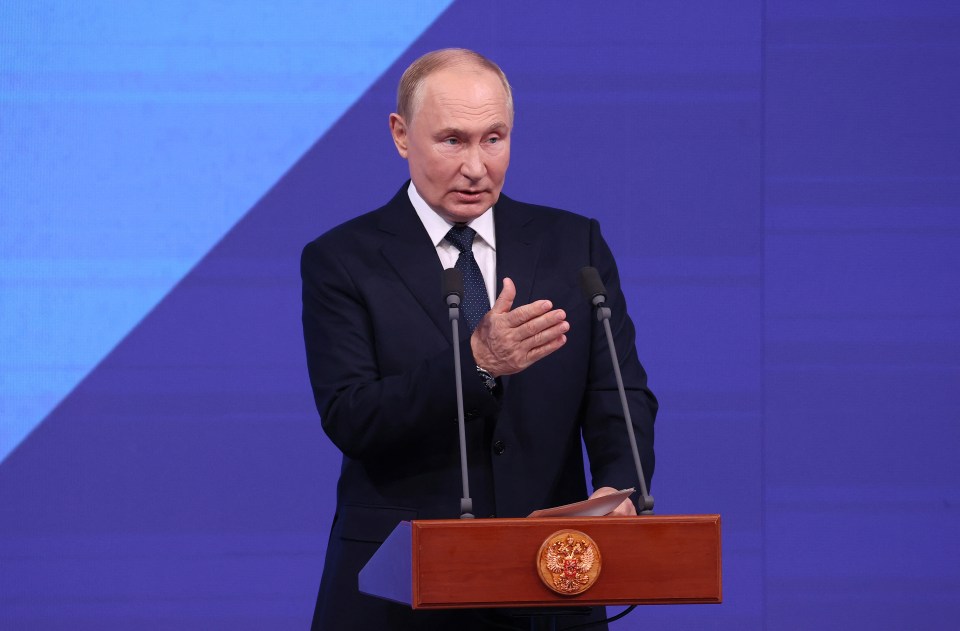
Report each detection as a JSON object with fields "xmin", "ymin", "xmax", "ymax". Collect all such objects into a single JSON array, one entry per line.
[{"xmin": 0, "ymin": 0, "xmax": 453, "ymax": 462}]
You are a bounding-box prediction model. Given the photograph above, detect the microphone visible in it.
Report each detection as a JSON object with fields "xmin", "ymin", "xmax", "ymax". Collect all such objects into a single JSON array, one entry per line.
[
  {"xmin": 578, "ymin": 266, "xmax": 655, "ymax": 515},
  {"xmin": 442, "ymin": 267, "xmax": 463, "ymax": 308},
  {"xmin": 579, "ymin": 265, "xmax": 607, "ymax": 307},
  {"xmin": 442, "ymin": 268, "xmax": 474, "ymax": 519}
]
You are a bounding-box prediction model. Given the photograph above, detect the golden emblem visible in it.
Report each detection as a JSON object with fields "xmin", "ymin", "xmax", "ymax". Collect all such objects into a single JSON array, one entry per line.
[{"xmin": 537, "ymin": 530, "xmax": 601, "ymax": 595}]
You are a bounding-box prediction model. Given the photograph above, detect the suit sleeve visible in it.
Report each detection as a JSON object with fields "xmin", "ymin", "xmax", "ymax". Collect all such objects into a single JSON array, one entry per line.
[
  {"xmin": 301, "ymin": 238, "xmax": 498, "ymax": 460},
  {"xmin": 579, "ymin": 219, "xmax": 658, "ymax": 495}
]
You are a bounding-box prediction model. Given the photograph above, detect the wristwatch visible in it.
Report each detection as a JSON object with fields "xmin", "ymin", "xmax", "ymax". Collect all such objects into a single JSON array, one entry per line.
[{"xmin": 476, "ymin": 365, "xmax": 497, "ymax": 392}]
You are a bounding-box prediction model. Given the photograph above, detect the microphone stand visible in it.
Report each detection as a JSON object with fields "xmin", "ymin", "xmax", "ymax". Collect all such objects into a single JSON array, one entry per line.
[
  {"xmin": 581, "ymin": 267, "xmax": 654, "ymax": 515},
  {"xmin": 444, "ymin": 270, "xmax": 474, "ymax": 519}
]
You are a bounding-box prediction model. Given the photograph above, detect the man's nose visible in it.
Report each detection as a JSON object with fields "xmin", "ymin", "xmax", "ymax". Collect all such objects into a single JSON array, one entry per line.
[{"xmin": 460, "ymin": 144, "xmax": 486, "ymax": 180}]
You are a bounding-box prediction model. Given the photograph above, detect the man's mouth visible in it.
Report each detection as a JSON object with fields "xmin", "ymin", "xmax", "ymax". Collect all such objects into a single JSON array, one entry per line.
[{"xmin": 455, "ymin": 190, "xmax": 484, "ymax": 202}]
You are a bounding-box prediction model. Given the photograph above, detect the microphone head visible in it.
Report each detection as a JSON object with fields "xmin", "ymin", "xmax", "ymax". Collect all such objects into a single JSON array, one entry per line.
[
  {"xmin": 442, "ymin": 268, "xmax": 464, "ymax": 307},
  {"xmin": 578, "ymin": 266, "xmax": 607, "ymax": 306}
]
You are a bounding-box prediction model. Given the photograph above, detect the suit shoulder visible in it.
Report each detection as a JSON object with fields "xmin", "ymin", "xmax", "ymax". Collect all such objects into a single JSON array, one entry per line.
[
  {"xmin": 499, "ymin": 194, "xmax": 593, "ymax": 222},
  {"xmin": 304, "ymin": 206, "xmax": 381, "ymax": 250},
  {"xmin": 497, "ymin": 194, "xmax": 597, "ymax": 230},
  {"xmin": 301, "ymin": 185, "xmax": 411, "ymax": 260}
]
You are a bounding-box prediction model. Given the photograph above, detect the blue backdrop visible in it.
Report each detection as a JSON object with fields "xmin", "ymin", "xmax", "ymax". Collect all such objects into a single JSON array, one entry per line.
[{"xmin": 2, "ymin": 1, "xmax": 957, "ymax": 628}]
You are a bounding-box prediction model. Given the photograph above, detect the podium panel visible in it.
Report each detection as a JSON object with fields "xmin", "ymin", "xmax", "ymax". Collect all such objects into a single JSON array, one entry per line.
[{"xmin": 360, "ymin": 515, "xmax": 721, "ymax": 609}]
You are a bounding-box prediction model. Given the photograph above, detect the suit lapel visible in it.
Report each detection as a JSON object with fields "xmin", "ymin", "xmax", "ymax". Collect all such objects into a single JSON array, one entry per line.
[
  {"xmin": 377, "ymin": 187, "xmax": 452, "ymax": 340},
  {"xmin": 493, "ymin": 195, "xmax": 543, "ymax": 393},
  {"xmin": 494, "ymin": 194, "xmax": 541, "ymax": 308}
]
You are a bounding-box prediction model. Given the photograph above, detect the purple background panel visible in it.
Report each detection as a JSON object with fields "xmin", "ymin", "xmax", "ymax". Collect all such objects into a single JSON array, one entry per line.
[{"xmin": 2, "ymin": 1, "xmax": 958, "ymax": 628}]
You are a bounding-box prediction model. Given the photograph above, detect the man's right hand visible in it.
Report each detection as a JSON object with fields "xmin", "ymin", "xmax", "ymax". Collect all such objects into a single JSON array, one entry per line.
[{"xmin": 470, "ymin": 277, "xmax": 569, "ymax": 378}]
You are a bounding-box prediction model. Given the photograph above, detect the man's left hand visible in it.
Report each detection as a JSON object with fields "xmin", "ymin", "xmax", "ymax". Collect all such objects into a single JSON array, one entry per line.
[{"xmin": 590, "ymin": 486, "xmax": 637, "ymax": 516}]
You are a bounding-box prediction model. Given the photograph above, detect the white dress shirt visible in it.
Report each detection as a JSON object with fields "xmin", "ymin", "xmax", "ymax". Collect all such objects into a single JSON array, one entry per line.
[{"xmin": 408, "ymin": 181, "xmax": 497, "ymax": 307}]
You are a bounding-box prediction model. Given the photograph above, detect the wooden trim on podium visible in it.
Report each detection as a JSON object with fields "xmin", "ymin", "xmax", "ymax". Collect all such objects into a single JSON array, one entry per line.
[{"xmin": 398, "ymin": 515, "xmax": 721, "ymax": 609}]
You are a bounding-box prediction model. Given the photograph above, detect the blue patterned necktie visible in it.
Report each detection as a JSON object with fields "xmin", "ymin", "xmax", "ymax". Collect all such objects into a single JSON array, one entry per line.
[{"xmin": 445, "ymin": 225, "xmax": 490, "ymax": 332}]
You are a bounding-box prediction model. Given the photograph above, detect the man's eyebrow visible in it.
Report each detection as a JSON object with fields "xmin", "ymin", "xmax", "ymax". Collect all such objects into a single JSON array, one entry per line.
[
  {"xmin": 435, "ymin": 127, "xmax": 464, "ymax": 138},
  {"xmin": 434, "ymin": 122, "xmax": 509, "ymax": 138}
]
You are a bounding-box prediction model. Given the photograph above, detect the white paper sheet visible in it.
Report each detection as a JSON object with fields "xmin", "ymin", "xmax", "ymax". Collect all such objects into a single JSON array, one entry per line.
[{"xmin": 527, "ymin": 488, "xmax": 635, "ymax": 518}]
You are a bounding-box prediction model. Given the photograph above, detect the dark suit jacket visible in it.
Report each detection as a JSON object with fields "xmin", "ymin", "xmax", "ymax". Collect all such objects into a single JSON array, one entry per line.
[{"xmin": 301, "ymin": 184, "xmax": 657, "ymax": 629}]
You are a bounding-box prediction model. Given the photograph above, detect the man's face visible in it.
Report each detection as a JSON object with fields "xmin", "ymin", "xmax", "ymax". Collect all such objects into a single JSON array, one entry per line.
[{"xmin": 390, "ymin": 67, "xmax": 511, "ymax": 223}]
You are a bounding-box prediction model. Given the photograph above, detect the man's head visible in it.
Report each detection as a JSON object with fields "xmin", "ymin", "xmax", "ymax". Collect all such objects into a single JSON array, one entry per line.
[{"xmin": 389, "ymin": 49, "xmax": 513, "ymax": 223}]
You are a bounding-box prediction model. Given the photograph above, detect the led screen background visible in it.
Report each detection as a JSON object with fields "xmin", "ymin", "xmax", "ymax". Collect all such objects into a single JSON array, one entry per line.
[{"xmin": 1, "ymin": 1, "xmax": 958, "ymax": 628}]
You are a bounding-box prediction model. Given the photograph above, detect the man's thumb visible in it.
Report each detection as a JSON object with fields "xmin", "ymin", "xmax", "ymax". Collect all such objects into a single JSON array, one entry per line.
[{"xmin": 491, "ymin": 277, "xmax": 516, "ymax": 314}]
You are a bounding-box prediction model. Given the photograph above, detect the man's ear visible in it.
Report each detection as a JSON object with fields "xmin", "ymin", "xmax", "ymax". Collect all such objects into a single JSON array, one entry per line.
[{"xmin": 389, "ymin": 113, "xmax": 409, "ymax": 158}]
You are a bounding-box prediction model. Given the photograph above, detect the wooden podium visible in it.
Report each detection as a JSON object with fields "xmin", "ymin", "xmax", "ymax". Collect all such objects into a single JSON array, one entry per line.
[{"xmin": 359, "ymin": 515, "xmax": 721, "ymax": 610}]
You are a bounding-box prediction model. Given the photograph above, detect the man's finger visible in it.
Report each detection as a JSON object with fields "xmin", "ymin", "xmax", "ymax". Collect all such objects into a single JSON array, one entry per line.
[
  {"xmin": 522, "ymin": 332, "xmax": 567, "ymax": 366},
  {"xmin": 490, "ymin": 277, "xmax": 516, "ymax": 315},
  {"xmin": 590, "ymin": 487, "xmax": 638, "ymax": 517},
  {"xmin": 610, "ymin": 497, "xmax": 638, "ymax": 516},
  {"xmin": 530, "ymin": 320, "xmax": 569, "ymax": 348},
  {"xmin": 519, "ymin": 309, "xmax": 567, "ymax": 340},
  {"xmin": 503, "ymin": 299, "xmax": 554, "ymax": 327}
]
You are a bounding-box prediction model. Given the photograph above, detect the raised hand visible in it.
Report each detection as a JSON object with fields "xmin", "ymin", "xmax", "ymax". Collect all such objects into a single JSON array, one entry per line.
[{"xmin": 470, "ymin": 277, "xmax": 569, "ymax": 378}]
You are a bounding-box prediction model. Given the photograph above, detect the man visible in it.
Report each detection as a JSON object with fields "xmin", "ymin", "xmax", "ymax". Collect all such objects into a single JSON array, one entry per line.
[{"xmin": 302, "ymin": 49, "xmax": 657, "ymax": 630}]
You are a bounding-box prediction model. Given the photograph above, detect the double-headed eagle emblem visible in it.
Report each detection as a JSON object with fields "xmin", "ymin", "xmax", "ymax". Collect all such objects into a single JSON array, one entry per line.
[{"xmin": 537, "ymin": 530, "xmax": 602, "ymax": 595}]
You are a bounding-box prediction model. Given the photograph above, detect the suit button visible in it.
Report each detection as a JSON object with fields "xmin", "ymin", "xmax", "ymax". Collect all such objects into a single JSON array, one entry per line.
[
  {"xmin": 493, "ymin": 440, "xmax": 506, "ymax": 455},
  {"xmin": 465, "ymin": 410, "xmax": 478, "ymax": 420}
]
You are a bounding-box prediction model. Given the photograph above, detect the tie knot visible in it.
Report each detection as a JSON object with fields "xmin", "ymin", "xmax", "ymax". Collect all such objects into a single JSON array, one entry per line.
[{"xmin": 445, "ymin": 225, "xmax": 477, "ymax": 254}]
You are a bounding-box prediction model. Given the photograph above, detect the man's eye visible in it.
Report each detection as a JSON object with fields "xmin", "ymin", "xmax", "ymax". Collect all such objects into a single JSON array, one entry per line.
[
  {"xmin": 443, "ymin": 138, "xmax": 460, "ymax": 145},
  {"xmin": 486, "ymin": 136, "xmax": 500, "ymax": 144}
]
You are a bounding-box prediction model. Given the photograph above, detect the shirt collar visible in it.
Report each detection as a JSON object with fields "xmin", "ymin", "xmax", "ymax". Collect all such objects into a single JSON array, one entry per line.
[{"xmin": 408, "ymin": 181, "xmax": 497, "ymax": 250}]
